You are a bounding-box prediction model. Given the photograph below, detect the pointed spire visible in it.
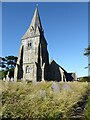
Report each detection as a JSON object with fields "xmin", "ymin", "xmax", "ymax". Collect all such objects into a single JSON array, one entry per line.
[
  {"xmin": 22, "ymin": 5, "xmax": 43, "ymax": 39},
  {"xmin": 30, "ymin": 4, "xmax": 42, "ymax": 31},
  {"xmin": 36, "ymin": 4, "xmax": 38, "ymax": 8}
]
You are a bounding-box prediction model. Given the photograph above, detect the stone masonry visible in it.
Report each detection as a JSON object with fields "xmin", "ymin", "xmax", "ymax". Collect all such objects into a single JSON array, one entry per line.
[{"xmin": 14, "ymin": 6, "xmax": 76, "ymax": 82}]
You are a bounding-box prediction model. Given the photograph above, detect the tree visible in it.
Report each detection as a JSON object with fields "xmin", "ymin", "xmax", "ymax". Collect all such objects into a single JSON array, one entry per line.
[
  {"xmin": 0, "ymin": 57, "xmax": 7, "ymax": 70},
  {"xmin": 0, "ymin": 55, "xmax": 18, "ymax": 79},
  {"xmin": 5, "ymin": 56, "xmax": 18, "ymax": 69},
  {"xmin": 84, "ymin": 45, "xmax": 90, "ymax": 56},
  {"xmin": 84, "ymin": 45, "xmax": 90, "ymax": 76}
]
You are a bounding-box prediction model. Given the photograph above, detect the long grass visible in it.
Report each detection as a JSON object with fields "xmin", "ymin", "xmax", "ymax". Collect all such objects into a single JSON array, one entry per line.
[
  {"xmin": 85, "ymin": 95, "xmax": 90, "ymax": 120},
  {"xmin": 1, "ymin": 81, "xmax": 90, "ymax": 119}
]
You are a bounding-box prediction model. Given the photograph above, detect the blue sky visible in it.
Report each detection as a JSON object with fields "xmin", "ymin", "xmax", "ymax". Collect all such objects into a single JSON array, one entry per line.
[{"xmin": 2, "ymin": 2, "xmax": 88, "ymax": 77}]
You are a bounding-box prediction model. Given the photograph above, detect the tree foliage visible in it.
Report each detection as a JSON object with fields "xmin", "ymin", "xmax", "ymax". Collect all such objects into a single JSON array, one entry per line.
[
  {"xmin": 84, "ymin": 45, "xmax": 90, "ymax": 56},
  {"xmin": 0, "ymin": 55, "xmax": 18, "ymax": 79},
  {"xmin": 84, "ymin": 46, "xmax": 90, "ymax": 70}
]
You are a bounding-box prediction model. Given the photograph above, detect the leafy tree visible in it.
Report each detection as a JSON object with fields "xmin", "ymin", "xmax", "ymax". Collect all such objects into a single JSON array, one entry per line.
[
  {"xmin": 5, "ymin": 56, "xmax": 18, "ymax": 69},
  {"xmin": 84, "ymin": 46, "xmax": 90, "ymax": 68},
  {"xmin": 84, "ymin": 45, "xmax": 90, "ymax": 56},
  {"xmin": 0, "ymin": 57, "xmax": 7, "ymax": 70},
  {"xmin": 84, "ymin": 45, "xmax": 90, "ymax": 76},
  {"xmin": 0, "ymin": 55, "xmax": 18, "ymax": 79}
]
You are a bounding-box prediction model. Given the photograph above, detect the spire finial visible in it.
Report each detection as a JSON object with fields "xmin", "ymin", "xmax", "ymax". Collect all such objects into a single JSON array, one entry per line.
[{"xmin": 36, "ymin": 4, "xmax": 38, "ymax": 8}]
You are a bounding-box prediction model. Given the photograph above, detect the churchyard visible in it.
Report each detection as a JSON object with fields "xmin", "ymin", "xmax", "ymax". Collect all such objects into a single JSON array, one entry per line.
[
  {"xmin": 1, "ymin": 2, "xmax": 90, "ymax": 119},
  {"xmin": 1, "ymin": 80, "xmax": 90, "ymax": 119}
]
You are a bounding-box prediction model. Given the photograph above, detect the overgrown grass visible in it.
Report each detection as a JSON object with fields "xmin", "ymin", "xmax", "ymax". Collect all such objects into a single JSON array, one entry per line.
[
  {"xmin": 1, "ymin": 81, "xmax": 90, "ymax": 119},
  {"xmin": 85, "ymin": 95, "xmax": 90, "ymax": 120}
]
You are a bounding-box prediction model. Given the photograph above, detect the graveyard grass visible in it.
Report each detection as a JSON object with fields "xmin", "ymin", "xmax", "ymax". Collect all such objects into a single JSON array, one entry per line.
[
  {"xmin": 85, "ymin": 94, "xmax": 90, "ymax": 120},
  {"xmin": 1, "ymin": 81, "xmax": 90, "ymax": 119}
]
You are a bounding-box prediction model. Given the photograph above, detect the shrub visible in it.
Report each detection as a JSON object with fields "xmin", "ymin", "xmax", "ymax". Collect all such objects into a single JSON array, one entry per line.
[{"xmin": 78, "ymin": 76, "xmax": 90, "ymax": 82}]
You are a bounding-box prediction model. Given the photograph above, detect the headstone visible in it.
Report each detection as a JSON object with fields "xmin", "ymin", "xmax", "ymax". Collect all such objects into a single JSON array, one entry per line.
[
  {"xmin": 37, "ymin": 90, "xmax": 46, "ymax": 98},
  {"xmin": 32, "ymin": 79, "xmax": 37, "ymax": 85},
  {"xmin": 21, "ymin": 78, "xmax": 28, "ymax": 84},
  {"xmin": 62, "ymin": 83, "xmax": 72, "ymax": 91},
  {"xmin": 21, "ymin": 78, "xmax": 26, "ymax": 82},
  {"xmin": 11, "ymin": 77, "xmax": 14, "ymax": 81},
  {"xmin": 3, "ymin": 77, "xmax": 6, "ymax": 81},
  {"xmin": 6, "ymin": 71, "xmax": 10, "ymax": 81},
  {"xmin": 14, "ymin": 78, "xmax": 17, "ymax": 82},
  {"xmin": 51, "ymin": 82, "xmax": 60, "ymax": 93},
  {"xmin": 6, "ymin": 76, "xmax": 10, "ymax": 81}
]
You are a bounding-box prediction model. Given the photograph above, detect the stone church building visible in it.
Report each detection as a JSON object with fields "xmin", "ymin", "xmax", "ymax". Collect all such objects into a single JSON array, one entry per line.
[{"xmin": 14, "ymin": 6, "xmax": 76, "ymax": 82}]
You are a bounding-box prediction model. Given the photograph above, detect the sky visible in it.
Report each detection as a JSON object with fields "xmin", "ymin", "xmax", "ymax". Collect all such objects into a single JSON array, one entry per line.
[{"xmin": 2, "ymin": 2, "xmax": 88, "ymax": 77}]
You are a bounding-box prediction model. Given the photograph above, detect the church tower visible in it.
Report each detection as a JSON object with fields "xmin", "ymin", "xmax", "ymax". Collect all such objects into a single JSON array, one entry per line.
[{"xmin": 14, "ymin": 6, "xmax": 49, "ymax": 81}]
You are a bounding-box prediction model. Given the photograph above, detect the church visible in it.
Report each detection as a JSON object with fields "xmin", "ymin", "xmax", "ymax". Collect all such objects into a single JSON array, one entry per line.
[{"xmin": 14, "ymin": 6, "xmax": 76, "ymax": 82}]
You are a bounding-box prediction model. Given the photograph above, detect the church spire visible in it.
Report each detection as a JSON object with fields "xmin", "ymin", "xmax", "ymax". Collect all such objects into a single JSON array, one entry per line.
[
  {"xmin": 30, "ymin": 4, "xmax": 42, "ymax": 30},
  {"xmin": 22, "ymin": 5, "xmax": 43, "ymax": 40}
]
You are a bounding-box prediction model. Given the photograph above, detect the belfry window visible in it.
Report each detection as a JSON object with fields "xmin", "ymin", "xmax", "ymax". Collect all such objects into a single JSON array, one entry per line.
[
  {"xmin": 28, "ymin": 43, "xmax": 32, "ymax": 47},
  {"xmin": 30, "ymin": 43, "xmax": 32, "ymax": 46},
  {"xmin": 27, "ymin": 42, "xmax": 32, "ymax": 50},
  {"xmin": 28, "ymin": 43, "xmax": 29, "ymax": 47}
]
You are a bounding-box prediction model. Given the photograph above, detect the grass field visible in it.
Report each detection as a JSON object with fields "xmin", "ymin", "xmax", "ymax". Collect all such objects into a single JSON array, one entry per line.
[
  {"xmin": 85, "ymin": 95, "xmax": 90, "ymax": 120},
  {"xmin": 0, "ymin": 80, "xmax": 90, "ymax": 119}
]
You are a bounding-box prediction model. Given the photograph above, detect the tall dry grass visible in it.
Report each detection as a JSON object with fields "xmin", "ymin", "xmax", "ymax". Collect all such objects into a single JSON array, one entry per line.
[{"xmin": 1, "ymin": 81, "xmax": 90, "ymax": 119}]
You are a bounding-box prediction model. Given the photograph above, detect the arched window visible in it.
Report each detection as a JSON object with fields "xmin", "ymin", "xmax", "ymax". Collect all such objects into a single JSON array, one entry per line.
[
  {"xmin": 26, "ymin": 66, "xmax": 31, "ymax": 73},
  {"xmin": 30, "ymin": 43, "xmax": 32, "ymax": 46},
  {"xmin": 26, "ymin": 66, "xmax": 29, "ymax": 73},
  {"xmin": 28, "ymin": 43, "xmax": 29, "ymax": 47}
]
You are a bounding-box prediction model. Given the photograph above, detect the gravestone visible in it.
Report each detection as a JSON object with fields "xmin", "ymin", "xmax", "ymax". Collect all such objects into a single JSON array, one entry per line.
[
  {"xmin": 62, "ymin": 83, "xmax": 72, "ymax": 91},
  {"xmin": 6, "ymin": 72, "xmax": 10, "ymax": 81},
  {"xmin": 22, "ymin": 77, "xmax": 26, "ymax": 82},
  {"xmin": 51, "ymin": 82, "xmax": 60, "ymax": 93},
  {"xmin": 37, "ymin": 90, "xmax": 46, "ymax": 98},
  {"xmin": 11, "ymin": 77, "xmax": 14, "ymax": 81},
  {"xmin": 32, "ymin": 79, "xmax": 37, "ymax": 85},
  {"xmin": 3, "ymin": 77, "xmax": 6, "ymax": 81},
  {"xmin": 21, "ymin": 78, "xmax": 23, "ymax": 80}
]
